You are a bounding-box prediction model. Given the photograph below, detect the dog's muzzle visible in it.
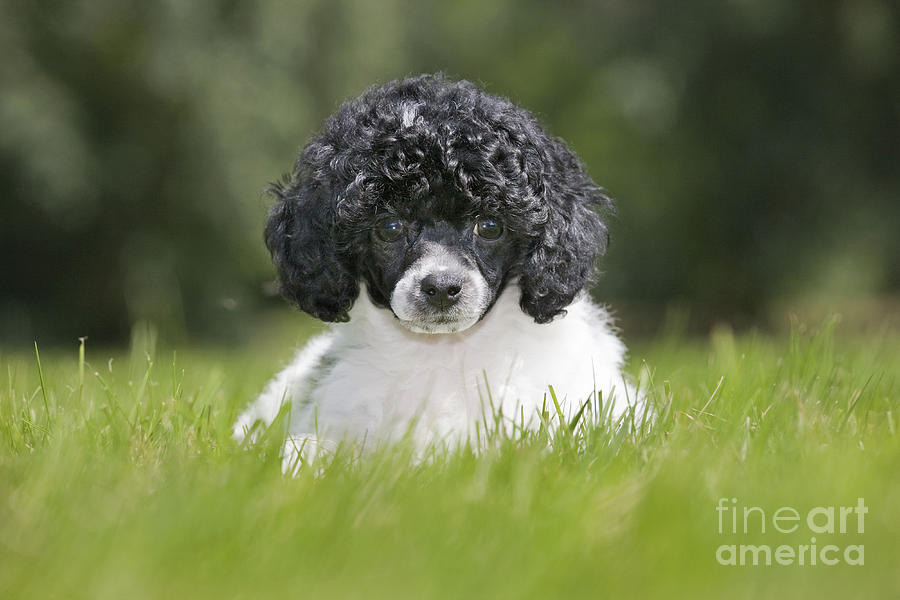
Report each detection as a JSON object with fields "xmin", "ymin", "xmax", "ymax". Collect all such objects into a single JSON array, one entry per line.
[{"xmin": 390, "ymin": 244, "xmax": 490, "ymax": 334}]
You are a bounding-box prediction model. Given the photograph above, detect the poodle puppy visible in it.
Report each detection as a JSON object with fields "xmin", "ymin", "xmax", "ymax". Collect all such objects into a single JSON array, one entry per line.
[{"xmin": 234, "ymin": 74, "xmax": 641, "ymax": 470}]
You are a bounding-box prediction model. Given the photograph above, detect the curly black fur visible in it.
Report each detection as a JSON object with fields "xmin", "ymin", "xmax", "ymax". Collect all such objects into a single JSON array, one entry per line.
[{"xmin": 265, "ymin": 73, "xmax": 613, "ymax": 324}]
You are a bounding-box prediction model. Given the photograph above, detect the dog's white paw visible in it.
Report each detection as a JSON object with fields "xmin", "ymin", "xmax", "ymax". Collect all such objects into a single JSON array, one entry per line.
[{"xmin": 281, "ymin": 435, "xmax": 337, "ymax": 477}]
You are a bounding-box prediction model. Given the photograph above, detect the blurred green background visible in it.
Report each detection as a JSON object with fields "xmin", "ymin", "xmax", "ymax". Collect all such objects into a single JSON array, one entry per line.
[{"xmin": 1, "ymin": 0, "xmax": 898, "ymax": 345}]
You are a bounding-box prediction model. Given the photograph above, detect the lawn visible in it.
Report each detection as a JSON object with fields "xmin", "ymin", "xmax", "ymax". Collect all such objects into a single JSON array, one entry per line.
[{"xmin": 1, "ymin": 316, "xmax": 898, "ymax": 599}]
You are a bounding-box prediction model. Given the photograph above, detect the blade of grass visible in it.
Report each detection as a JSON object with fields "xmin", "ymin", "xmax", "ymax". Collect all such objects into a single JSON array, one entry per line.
[
  {"xmin": 568, "ymin": 393, "xmax": 592, "ymax": 432},
  {"xmin": 78, "ymin": 337, "xmax": 86, "ymax": 403},
  {"xmin": 547, "ymin": 385, "xmax": 565, "ymax": 424},
  {"xmin": 33, "ymin": 342, "xmax": 51, "ymax": 433}
]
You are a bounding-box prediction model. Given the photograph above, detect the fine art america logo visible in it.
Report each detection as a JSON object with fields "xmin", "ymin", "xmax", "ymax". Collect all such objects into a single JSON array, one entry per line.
[{"xmin": 715, "ymin": 498, "xmax": 867, "ymax": 566}]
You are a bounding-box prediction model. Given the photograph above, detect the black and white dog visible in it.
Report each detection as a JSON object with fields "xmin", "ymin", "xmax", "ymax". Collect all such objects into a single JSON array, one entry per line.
[{"xmin": 235, "ymin": 74, "xmax": 640, "ymax": 469}]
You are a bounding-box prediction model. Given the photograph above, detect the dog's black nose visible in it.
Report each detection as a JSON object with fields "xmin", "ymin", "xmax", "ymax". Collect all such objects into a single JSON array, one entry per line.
[{"xmin": 420, "ymin": 274, "xmax": 463, "ymax": 309}]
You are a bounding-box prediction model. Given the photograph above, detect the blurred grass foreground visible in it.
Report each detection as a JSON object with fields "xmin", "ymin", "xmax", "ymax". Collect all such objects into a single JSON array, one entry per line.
[
  {"xmin": 1, "ymin": 0, "xmax": 898, "ymax": 344},
  {"xmin": 1, "ymin": 320, "xmax": 898, "ymax": 598}
]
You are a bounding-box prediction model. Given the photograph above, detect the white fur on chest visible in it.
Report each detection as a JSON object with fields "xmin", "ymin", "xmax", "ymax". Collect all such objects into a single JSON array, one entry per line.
[{"xmin": 235, "ymin": 287, "xmax": 632, "ymax": 448}]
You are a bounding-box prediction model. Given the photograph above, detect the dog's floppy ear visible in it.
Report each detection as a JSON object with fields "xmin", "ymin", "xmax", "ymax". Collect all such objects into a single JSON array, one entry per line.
[
  {"xmin": 265, "ymin": 176, "xmax": 359, "ymax": 322},
  {"xmin": 518, "ymin": 138, "xmax": 613, "ymax": 324}
]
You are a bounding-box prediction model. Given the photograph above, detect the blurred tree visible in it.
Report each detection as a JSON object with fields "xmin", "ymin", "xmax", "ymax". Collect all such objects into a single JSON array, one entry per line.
[{"xmin": 1, "ymin": 0, "xmax": 897, "ymax": 343}]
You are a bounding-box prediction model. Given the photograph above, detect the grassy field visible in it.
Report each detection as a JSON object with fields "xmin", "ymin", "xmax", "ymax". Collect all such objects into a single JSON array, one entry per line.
[{"xmin": 1, "ymin": 316, "xmax": 898, "ymax": 599}]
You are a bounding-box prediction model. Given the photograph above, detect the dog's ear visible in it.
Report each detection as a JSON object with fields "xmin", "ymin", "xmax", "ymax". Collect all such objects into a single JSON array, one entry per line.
[
  {"xmin": 518, "ymin": 138, "xmax": 613, "ymax": 324},
  {"xmin": 265, "ymin": 177, "xmax": 359, "ymax": 322}
]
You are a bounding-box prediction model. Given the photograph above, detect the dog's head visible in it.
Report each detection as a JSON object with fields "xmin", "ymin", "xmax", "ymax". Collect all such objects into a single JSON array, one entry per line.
[{"xmin": 266, "ymin": 74, "xmax": 613, "ymax": 334}]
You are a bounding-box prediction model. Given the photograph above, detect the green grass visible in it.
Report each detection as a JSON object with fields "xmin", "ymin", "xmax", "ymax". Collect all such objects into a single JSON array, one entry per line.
[{"xmin": 1, "ymin": 318, "xmax": 898, "ymax": 599}]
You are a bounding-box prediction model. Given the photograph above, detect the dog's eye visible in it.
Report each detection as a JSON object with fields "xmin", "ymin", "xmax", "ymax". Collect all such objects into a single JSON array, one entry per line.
[
  {"xmin": 375, "ymin": 219, "xmax": 406, "ymax": 242},
  {"xmin": 474, "ymin": 216, "xmax": 503, "ymax": 241}
]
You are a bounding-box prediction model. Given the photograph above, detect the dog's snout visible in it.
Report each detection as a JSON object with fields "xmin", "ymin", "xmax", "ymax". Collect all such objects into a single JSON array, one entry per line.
[{"xmin": 420, "ymin": 273, "xmax": 463, "ymax": 309}]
